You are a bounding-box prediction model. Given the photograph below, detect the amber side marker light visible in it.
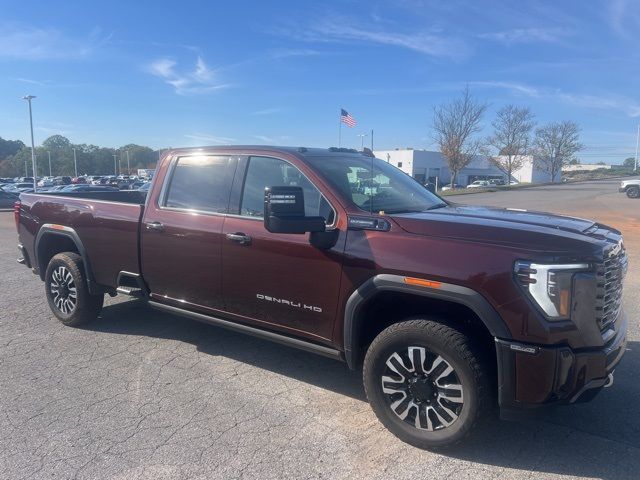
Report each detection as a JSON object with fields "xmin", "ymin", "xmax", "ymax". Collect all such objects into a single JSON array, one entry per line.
[{"xmin": 404, "ymin": 277, "xmax": 441, "ymax": 289}]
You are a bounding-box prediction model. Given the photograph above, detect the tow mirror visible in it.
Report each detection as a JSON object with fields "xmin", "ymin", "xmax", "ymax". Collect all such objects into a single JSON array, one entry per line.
[{"xmin": 264, "ymin": 186, "xmax": 326, "ymax": 234}]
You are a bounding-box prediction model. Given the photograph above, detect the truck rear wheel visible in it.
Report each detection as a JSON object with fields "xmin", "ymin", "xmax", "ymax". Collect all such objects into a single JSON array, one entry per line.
[
  {"xmin": 45, "ymin": 252, "xmax": 103, "ymax": 327},
  {"xmin": 626, "ymin": 186, "xmax": 639, "ymax": 198},
  {"xmin": 363, "ymin": 319, "xmax": 490, "ymax": 449}
]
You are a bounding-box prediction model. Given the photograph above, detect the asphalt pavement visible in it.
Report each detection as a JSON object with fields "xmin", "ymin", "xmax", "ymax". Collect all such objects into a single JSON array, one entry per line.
[{"xmin": 1, "ymin": 178, "xmax": 639, "ymax": 479}]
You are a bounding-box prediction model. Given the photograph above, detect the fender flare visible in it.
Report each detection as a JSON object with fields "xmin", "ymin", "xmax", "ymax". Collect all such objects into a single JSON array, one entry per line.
[
  {"xmin": 343, "ymin": 274, "xmax": 511, "ymax": 369},
  {"xmin": 35, "ymin": 224, "xmax": 105, "ymax": 294}
]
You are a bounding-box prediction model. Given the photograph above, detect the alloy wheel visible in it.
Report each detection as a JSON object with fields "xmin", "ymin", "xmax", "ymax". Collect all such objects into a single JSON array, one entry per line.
[
  {"xmin": 50, "ymin": 266, "xmax": 77, "ymax": 314},
  {"xmin": 381, "ymin": 346, "xmax": 464, "ymax": 431}
]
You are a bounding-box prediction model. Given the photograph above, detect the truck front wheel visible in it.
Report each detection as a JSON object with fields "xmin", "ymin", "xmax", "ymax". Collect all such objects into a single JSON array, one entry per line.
[
  {"xmin": 45, "ymin": 252, "xmax": 103, "ymax": 327},
  {"xmin": 626, "ymin": 186, "xmax": 639, "ymax": 198},
  {"xmin": 363, "ymin": 319, "xmax": 490, "ymax": 449}
]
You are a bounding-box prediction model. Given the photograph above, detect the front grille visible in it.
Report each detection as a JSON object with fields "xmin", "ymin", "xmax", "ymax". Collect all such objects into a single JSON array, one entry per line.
[{"xmin": 595, "ymin": 241, "xmax": 627, "ymax": 333}]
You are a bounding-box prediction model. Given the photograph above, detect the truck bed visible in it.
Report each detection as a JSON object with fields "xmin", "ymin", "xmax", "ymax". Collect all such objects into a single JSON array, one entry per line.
[{"xmin": 18, "ymin": 191, "xmax": 146, "ymax": 290}]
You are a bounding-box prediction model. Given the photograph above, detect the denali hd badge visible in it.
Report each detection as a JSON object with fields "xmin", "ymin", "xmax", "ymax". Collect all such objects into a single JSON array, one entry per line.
[{"xmin": 256, "ymin": 294, "xmax": 322, "ymax": 313}]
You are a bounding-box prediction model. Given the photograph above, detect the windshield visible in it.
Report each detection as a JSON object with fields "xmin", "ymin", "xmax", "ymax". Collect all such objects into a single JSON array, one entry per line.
[{"xmin": 305, "ymin": 155, "xmax": 446, "ymax": 214}]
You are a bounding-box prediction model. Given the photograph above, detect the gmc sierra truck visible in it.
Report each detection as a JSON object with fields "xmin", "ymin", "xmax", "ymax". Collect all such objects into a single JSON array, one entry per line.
[{"xmin": 15, "ymin": 146, "xmax": 628, "ymax": 448}]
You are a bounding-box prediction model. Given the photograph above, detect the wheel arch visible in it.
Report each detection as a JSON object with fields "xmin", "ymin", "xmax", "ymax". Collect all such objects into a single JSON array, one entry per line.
[
  {"xmin": 343, "ymin": 274, "xmax": 511, "ymax": 370},
  {"xmin": 35, "ymin": 225, "xmax": 104, "ymax": 294}
]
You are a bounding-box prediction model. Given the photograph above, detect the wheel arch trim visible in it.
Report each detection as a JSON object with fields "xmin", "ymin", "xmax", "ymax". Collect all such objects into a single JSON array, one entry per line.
[
  {"xmin": 343, "ymin": 274, "xmax": 511, "ymax": 369},
  {"xmin": 34, "ymin": 224, "xmax": 102, "ymax": 294}
]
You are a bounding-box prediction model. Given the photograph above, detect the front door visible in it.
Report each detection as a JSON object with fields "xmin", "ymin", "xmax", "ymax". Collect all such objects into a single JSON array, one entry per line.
[
  {"xmin": 221, "ymin": 155, "xmax": 344, "ymax": 342},
  {"xmin": 141, "ymin": 154, "xmax": 238, "ymax": 312}
]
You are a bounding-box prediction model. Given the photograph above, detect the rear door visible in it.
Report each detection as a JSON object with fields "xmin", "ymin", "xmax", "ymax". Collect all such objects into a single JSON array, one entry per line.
[
  {"xmin": 221, "ymin": 155, "xmax": 344, "ymax": 341},
  {"xmin": 141, "ymin": 154, "xmax": 238, "ymax": 312}
]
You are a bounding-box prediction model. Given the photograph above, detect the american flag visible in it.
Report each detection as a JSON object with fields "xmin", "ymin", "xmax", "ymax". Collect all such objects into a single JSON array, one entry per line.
[{"xmin": 340, "ymin": 109, "xmax": 357, "ymax": 127}]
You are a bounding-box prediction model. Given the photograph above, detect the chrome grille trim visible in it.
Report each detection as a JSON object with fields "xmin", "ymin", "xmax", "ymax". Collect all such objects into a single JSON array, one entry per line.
[{"xmin": 595, "ymin": 241, "xmax": 627, "ymax": 334}]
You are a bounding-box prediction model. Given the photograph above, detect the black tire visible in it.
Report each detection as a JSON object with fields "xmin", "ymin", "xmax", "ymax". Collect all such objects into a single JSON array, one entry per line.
[
  {"xmin": 45, "ymin": 252, "xmax": 103, "ymax": 327},
  {"xmin": 363, "ymin": 319, "xmax": 490, "ymax": 449},
  {"xmin": 626, "ymin": 186, "xmax": 639, "ymax": 199}
]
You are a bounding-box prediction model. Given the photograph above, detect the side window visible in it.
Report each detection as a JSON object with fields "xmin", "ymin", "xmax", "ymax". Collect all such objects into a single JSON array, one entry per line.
[
  {"xmin": 164, "ymin": 156, "xmax": 236, "ymax": 213},
  {"xmin": 240, "ymin": 156, "xmax": 335, "ymax": 223}
]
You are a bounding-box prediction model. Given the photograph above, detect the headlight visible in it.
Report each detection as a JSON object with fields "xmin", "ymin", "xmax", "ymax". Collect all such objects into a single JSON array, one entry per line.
[{"xmin": 515, "ymin": 261, "xmax": 590, "ymax": 319}]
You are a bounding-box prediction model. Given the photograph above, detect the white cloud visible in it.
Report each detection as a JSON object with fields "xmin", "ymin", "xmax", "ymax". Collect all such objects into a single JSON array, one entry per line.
[
  {"xmin": 184, "ymin": 133, "xmax": 236, "ymax": 144},
  {"xmin": 148, "ymin": 56, "xmax": 230, "ymax": 95},
  {"xmin": 0, "ymin": 23, "xmax": 110, "ymax": 60},
  {"xmin": 472, "ymin": 81, "xmax": 640, "ymax": 117},
  {"xmin": 250, "ymin": 108, "xmax": 283, "ymax": 116},
  {"xmin": 253, "ymin": 135, "xmax": 276, "ymax": 143},
  {"xmin": 478, "ymin": 27, "xmax": 570, "ymax": 45},
  {"xmin": 608, "ymin": 0, "xmax": 640, "ymax": 38},
  {"xmin": 276, "ymin": 16, "xmax": 468, "ymax": 59}
]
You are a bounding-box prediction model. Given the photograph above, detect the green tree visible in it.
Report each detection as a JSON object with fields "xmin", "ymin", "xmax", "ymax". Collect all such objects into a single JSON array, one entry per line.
[
  {"xmin": 623, "ymin": 157, "xmax": 636, "ymax": 168},
  {"xmin": 0, "ymin": 137, "xmax": 25, "ymax": 159}
]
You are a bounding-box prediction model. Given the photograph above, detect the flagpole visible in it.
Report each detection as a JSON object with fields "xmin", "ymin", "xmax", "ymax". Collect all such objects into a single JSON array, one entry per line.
[{"xmin": 338, "ymin": 109, "xmax": 342, "ymax": 147}]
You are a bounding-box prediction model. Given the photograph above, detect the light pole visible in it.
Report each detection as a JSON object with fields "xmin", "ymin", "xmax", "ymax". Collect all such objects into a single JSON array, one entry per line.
[
  {"xmin": 357, "ymin": 133, "xmax": 368, "ymax": 150},
  {"xmin": 48, "ymin": 151, "xmax": 52, "ymax": 176},
  {"xmin": 22, "ymin": 95, "xmax": 37, "ymax": 192},
  {"xmin": 634, "ymin": 125, "xmax": 639, "ymax": 173},
  {"xmin": 73, "ymin": 148, "xmax": 78, "ymax": 178},
  {"xmin": 126, "ymin": 150, "xmax": 130, "ymax": 174},
  {"xmin": 113, "ymin": 153, "xmax": 117, "ymax": 175}
]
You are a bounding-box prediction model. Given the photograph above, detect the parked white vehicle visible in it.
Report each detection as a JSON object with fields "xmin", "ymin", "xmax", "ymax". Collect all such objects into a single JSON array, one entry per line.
[
  {"xmin": 467, "ymin": 180, "xmax": 490, "ymax": 189},
  {"xmin": 619, "ymin": 179, "xmax": 640, "ymax": 198}
]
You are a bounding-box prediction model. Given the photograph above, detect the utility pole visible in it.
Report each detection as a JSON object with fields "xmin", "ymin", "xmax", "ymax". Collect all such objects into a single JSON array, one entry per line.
[
  {"xmin": 22, "ymin": 95, "xmax": 37, "ymax": 192},
  {"xmin": 73, "ymin": 148, "xmax": 78, "ymax": 177},
  {"xmin": 634, "ymin": 124, "xmax": 639, "ymax": 173},
  {"xmin": 126, "ymin": 150, "xmax": 130, "ymax": 174},
  {"xmin": 48, "ymin": 151, "xmax": 52, "ymax": 176},
  {"xmin": 371, "ymin": 129, "xmax": 374, "ymax": 151},
  {"xmin": 113, "ymin": 153, "xmax": 117, "ymax": 175}
]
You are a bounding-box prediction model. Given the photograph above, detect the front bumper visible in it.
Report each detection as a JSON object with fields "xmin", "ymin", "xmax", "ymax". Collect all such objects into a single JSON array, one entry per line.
[
  {"xmin": 496, "ymin": 312, "xmax": 627, "ymax": 409},
  {"xmin": 619, "ymin": 187, "xmax": 626, "ymax": 193}
]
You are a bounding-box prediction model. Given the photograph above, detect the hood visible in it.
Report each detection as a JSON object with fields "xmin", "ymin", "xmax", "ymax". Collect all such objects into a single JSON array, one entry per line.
[{"xmin": 391, "ymin": 205, "xmax": 601, "ymax": 256}]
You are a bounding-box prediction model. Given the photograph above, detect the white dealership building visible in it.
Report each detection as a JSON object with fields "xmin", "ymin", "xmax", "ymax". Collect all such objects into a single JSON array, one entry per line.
[{"xmin": 374, "ymin": 149, "xmax": 556, "ymax": 186}]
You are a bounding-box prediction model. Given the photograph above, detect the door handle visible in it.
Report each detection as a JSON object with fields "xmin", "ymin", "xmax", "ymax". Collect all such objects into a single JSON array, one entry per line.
[
  {"xmin": 146, "ymin": 221, "xmax": 165, "ymax": 232},
  {"xmin": 226, "ymin": 232, "xmax": 252, "ymax": 245}
]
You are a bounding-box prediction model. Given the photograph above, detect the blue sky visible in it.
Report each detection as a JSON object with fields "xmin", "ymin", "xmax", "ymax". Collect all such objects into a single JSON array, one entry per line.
[{"xmin": 1, "ymin": 0, "xmax": 639, "ymax": 163}]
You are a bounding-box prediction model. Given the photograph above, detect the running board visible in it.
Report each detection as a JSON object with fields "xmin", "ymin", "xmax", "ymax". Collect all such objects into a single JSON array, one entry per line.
[
  {"xmin": 148, "ymin": 300, "xmax": 345, "ymax": 362},
  {"xmin": 116, "ymin": 286, "xmax": 145, "ymax": 297}
]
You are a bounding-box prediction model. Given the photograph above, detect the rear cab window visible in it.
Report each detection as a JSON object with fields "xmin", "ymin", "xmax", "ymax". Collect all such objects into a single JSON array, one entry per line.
[{"xmin": 162, "ymin": 156, "xmax": 237, "ymax": 213}]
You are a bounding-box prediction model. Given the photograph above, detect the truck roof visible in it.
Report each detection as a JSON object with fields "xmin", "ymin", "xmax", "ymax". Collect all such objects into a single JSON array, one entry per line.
[{"xmin": 166, "ymin": 145, "xmax": 372, "ymax": 159}]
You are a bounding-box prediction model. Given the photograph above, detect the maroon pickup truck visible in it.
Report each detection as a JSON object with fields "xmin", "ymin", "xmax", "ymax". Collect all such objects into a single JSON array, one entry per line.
[{"xmin": 15, "ymin": 146, "xmax": 628, "ymax": 448}]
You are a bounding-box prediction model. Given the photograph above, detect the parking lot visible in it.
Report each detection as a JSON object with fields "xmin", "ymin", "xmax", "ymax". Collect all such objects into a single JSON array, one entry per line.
[{"xmin": 1, "ymin": 178, "xmax": 638, "ymax": 480}]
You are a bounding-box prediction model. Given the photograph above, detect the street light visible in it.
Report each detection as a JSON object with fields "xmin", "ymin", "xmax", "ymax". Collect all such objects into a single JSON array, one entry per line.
[
  {"xmin": 48, "ymin": 151, "xmax": 52, "ymax": 176},
  {"xmin": 126, "ymin": 150, "xmax": 130, "ymax": 174},
  {"xmin": 22, "ymin": 95, "xmax": 37, "ymax": 192},
  {"xmin": 634, "ymin": 125, "xmax": 639, "ymax": 173},
  {"xmin": 73, "ymin": 148, "xmax": 78, "ymax": 178},
  {"xmin": 113, "ymin": 153, "xmax": 117, "ymax": 175},
  {"xmin": 357, "ymin": 133, "xmax": 368, "ymax": 150}
]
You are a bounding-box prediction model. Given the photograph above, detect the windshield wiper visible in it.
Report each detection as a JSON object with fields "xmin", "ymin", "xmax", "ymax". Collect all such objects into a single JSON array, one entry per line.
[{"xmin": 426, "ymin": 202, "xmax": 448, "ymax": 210}]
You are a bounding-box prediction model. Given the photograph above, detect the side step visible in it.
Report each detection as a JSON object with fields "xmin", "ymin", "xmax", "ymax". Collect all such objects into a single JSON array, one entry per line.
[{"xmin": 116, "ymin": 286, "xmax": 145, "ymax": 297}]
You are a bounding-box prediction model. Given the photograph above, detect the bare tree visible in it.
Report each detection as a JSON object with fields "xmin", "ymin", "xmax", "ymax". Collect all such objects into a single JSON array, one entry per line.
[
  {"xmin": 534, "ymin": 121, "xmax": 583, "ymax": 182},
  {"xmin": 485, "ymin": 105, "xmax": 535, "ymax": 183},
  {"xmin": 432, "ymin": 87, "xmax": 487, "ymax": 186}
]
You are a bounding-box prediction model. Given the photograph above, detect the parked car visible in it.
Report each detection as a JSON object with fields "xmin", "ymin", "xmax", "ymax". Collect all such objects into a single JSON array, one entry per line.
[
  {"xmin": 0, "ymin": 189, "xmax": 19, "ymax": 208},
  {"xmin": 137, "ymin": 182, "xmax": 151, "ymax": 192},
  {"xmin": 488, "ymin": 179, "xmax": 506, "ymax": 186},
  {"xmin": 466, "ymin": 180, "xmax": 491, "ymax": 189},
  {"xmin": 15, "ymin": 146, "xmax": 628, "ymax": 449},
  {"xmin": 619, "ymin": 179, "xmax": 640, "ymax": 198},
  {"xmin": 440, "ymin": 183, "xmax": 462, "ymax": 191},
  {"xmin": 60, "ymin": 184, "xmax": 119, "ymax": 192}
]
